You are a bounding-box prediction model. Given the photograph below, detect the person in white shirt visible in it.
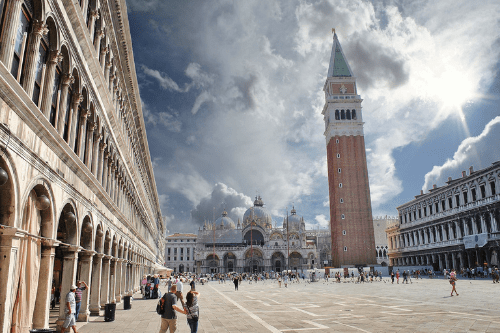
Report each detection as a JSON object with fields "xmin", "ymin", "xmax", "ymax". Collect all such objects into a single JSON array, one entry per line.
[{"xmin": 175, "ymin": 276, "xmax": 184, "ymax": 306}]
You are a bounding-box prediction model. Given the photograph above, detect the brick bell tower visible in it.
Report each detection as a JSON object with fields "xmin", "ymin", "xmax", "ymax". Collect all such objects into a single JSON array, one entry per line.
[{"xmin": 323, "ymin": 31, "xmax": 376, "ymax": 267}]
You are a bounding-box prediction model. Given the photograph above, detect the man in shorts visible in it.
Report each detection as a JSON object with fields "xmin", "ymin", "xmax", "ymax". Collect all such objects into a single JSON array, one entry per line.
[
  {"xmin": 159, "ymin": 284, "xmax": 186, "ymax": 333},
  {"xmin": 62, "ymin": 284, "xmax": 78, "ymax": 333}
]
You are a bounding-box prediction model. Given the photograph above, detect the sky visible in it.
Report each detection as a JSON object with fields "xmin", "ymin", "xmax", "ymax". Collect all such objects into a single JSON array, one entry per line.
[{"xmin": 125, "ymin": 0, "xmax": 500, "ymax": 234}]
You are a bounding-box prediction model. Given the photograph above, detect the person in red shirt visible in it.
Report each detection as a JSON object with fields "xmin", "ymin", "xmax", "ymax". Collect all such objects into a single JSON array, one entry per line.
[{"xmin": 74, "ymin": 280, "xmax": 88, "ymax": 321}]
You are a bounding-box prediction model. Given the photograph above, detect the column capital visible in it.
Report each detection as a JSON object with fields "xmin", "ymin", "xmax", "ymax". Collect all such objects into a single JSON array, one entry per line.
[
  {"xmin": 80, "ymin": 249, "xmax": 97, "ymax": 257},
  {"xmin": 48, "ymin": 49, "xmax": 63, "ymax": 64},
  {"xmin": 32, "ymin": 20, "xmax": 49, "ymax": 37},
  {"xmin": 99, "ymin": 141, "xmax": 107, "ymax": 151},
  {"xmin": 106, "ymin": 60, "xmax": 113, "ymax": 69},
  {"xmin": 81, "ymin": 108, "xmax": 90, "ymax": 121},
  {"xmin": 101, "ymin": 46, "xmax": 109, "ymax": 55},
  {"xmin": 94, "ymin": 253, "xmax": 105, "ymax": 259},
  {"xmin": 96, "ymin": 29, "xmax": 105, "ymax": 39},
  {"xmin": 91, "ymin": 9, "xmax": 100, "ymax": 19},
  {"xmin": 62, "ymin": 73, "xmax": 75, "ymax": 86},
  {"xmin": 72, "ymin": 92, "xmax": 84, "ymax": 105},
  {"xmin": 103, "ymin": 255, "xmax": 113, "ymax": 260}
]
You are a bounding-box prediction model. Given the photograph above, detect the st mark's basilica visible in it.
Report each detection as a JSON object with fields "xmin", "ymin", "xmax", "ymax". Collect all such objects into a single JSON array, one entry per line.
[{"xmin": 195, "ymin": 196, "xmax": 332, "ymax": 274}]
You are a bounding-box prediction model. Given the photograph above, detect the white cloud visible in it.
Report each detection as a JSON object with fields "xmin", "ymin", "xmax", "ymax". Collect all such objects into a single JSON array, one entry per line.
[
  {"xmin": 423, "ymin": 116, "xmax": 500, "ymax": 191},
  {"xmin": 191, "ymin": 183, "xmax": 253, "ymax": 228},
  {"xmin": 315, "ymin": 214, "xmax": 329, "ymax": 228},
  {"xmin": 131, "ymin": 0, "xmax": 500, "ymax": 231}
]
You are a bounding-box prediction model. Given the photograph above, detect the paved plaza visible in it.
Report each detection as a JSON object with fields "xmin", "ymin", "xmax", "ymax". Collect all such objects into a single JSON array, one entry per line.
[{"xmin": 78, "ymin": 277, "xmax": 500, "ymax": 333}]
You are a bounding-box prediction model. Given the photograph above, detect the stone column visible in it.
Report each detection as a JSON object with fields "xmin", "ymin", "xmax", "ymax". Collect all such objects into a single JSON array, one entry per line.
[
  {"xmin": 21, "ymin": 20, "xmax": 48, "ymax": 96},
  {"xmin": 68, "ymin": 92, "xmax": 83, "ymax": 148},
  {"xmin": 459, "ymin": 252, "xmax": 464, "ymax": 270},
  {"xmin": 88, "ymin": 10, "xmax": 99, "ymax": 40},
  {"xmin": 77, "ymin": 251, "xmax": 94, "ymax": 322},
  {"xmin": 84, "ymin": 120, "xmax": 95, "ymax": 167},
  {"xmin": 56, "ymin": 74, "xmax": 74, "ymax": 134},
  {"xmin": 100, "ymin": 255, "xmax": 111, "ymax": 307},
  {"xmin": 94, "ymin": 29, "xmax": 104, "ymax": 53},
  {"xmin": 100, "ymin": 46, "xmax": 108, "ymax": 69},
  {"xmin": 471, "ymin": 216, "xmax": 478, "ymax": 235},
  {"xmin": 91, "ymin": 132, "xmax": 101, "ymax": 175},
  {"xmin": 75, "ymin": 108, "xmax": 89, "ymax": 158},
  {"xmin": 99, "ymin": 144, "xmax": 107, "ymax": 184},
  {"xmin": 106, "ymin": 160, "xmax": 113, "ymax": 193},
  {"xmin": 491, "ymin": 211, "xmax": 498, "ymax": 232},
  {"xmin": 0, "ymin": 228, "xmax": 22, "ymax": 333},
  {"xmin": 109, "ymin": 258, "xmax": 117, "ymax": 303},
  {"xmin": 32, "ymin": 243, "xmax": 56, "ymax": 329},
  {"xmin": 89, "ymin": 253, "xmax": 103, "ymax": 316},
  {"xmin": 102, "ymin": 151, "xmax": 109, "ymax": 188},
  {"xmin": 480, "ymin": 213, "xmax": 487, "ymax": 234},
  {"xmin": 57, "ymin": 247, "xmax": 79, "ymax": 330},
  {"xmin": 40, "ymin": 50, "xmax": 62, "ymax": 118},
  {"xmin": 109, "ymin": 71, "xmax": 115, "ymax": 92},
  {"xmin": 104, "ymin": 60, "xmax": 112, "ymax": 83},
  {"xmin": 115, "ymin": 259, "xmax": 123, "ymax": 302},
  {"xmin": 0, "ymin": 0, "xmax": 23, "ymax": 70},
  {"xmin": 121, "ymin": 260, "xmax": 128, "ymax": 297}
]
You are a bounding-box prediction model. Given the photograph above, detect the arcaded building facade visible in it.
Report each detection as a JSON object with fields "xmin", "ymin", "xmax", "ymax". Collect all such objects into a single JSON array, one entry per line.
[
  {"xmin": 322, "ymin": 32, "xmax": 376, "ymax": 267},
  {"xmin": 0, "ymin": 0, "xmax": 165, "ymax": 332},
  {"xmin": 165, "ymin": 233, "xmax": 197, "ymax": 274},
  {"xmin": 387, "ymin": 163, "xmax": 500, "ymax": 272},
  {"xmin": 194, "ymin": 197, "xmax": 331, "ymax": 274}
]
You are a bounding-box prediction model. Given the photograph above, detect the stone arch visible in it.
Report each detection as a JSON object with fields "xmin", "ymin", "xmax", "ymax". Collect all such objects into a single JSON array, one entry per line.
[
  {"xmin": 111, "ymin": 235, "xmax": 118, "ymax": 257},
  {"xmin": 19, "ymin": 177, "xmax": 55, "ymax": 238},
  {"xmin": 243, "ymin": 229, "xmax": 264, "ymax": 245},
  {"xmin": 44, "ymin": 14, "xmax": 60, "ymax": 51},
  {"xmin": 94, "ymin": 222, "xmax": 104, "ymax": 253},
  {"xmin": 0, "ymin": 152, "xmax": 19, "ymax": 228},
  {"xmin": 80, "ymin": 214, "xmax": 93, "ymax": 250},
  {"xmin": 103, "ymin": 229, "xmax": 111, "ymax": 255},
  {"xmin": 56, "ymin": 200, "xmax": 78, "ymax": 245},
  {"xmin": 59, "ymin": 44, "xmax": 71, "ymax": 74},
  {"xmin": 118, "ymin": 238, "xmax": 123, "ymax": 258}
]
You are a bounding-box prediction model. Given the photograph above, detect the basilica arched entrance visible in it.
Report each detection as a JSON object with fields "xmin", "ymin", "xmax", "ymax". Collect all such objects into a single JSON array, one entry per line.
[
  {"xmin": 206, "ymin": 254, "xmax": 219, "ymax": 273},
  {"xmin": 271, "ymin": 252, "xmax": 285, "ymax": 272},
  {"xmin": 289, "ymin": 252, "xmax": 303, "ymax": 271},
  {"xmin": 224, "ymin": 252, "xmax": 236, "ymax": 272},
  {"xmin": 244, "ymin": 248, "xmax": 263, "ymax": 273}
]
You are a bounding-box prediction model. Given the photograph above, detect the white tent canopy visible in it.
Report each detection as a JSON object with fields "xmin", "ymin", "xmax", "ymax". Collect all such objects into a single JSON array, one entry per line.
[{"xmin": 153, "ymin": 263, "xmax": 172, "ymax": 274}]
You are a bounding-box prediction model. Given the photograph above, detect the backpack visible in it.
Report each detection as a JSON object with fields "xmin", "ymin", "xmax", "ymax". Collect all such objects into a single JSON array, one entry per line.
[{"xmin": 156, "ymin": 294, "xmax": 166, "ymax": 315}]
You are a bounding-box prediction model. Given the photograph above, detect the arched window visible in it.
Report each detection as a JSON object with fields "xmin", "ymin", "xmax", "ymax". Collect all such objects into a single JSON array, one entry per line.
[
  {"xmin": 12, "ymin": 2, "xmax": 32, "ymax": 80},
  {"xmin": 63, "ymin": 85, "xmax": 74, "ymax": 142},
  {"xmin": 383, "ymin": 249, "xmax": 387, "ymax": 258},
  {"xmin": 346, "ymin": 110, "xmax": 351, "ymax": 120},
  {"xmin": 49, "ymin": 62, "xmax": 61, "ymax": 126},
  {"xmin": 32, "ymin": 33, "xmax": 48, "ymax": 105},
  {"xmin": 341, "ymin": 109, "xmax": 345, "ymax": 120},
  {"xmin": 335, "ymin": 110, "xmax": 339, "ymax": 120},
  {"xmin": 351, "ymin": 109, "xmax": 357, "ymax": 119}
]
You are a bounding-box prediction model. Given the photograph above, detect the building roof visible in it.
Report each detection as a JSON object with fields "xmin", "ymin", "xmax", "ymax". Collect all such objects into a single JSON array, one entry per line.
[
  {"xmin": 327, "ymin": 33, "xmax": 354, "ymax": 77},
  {"xmin": 166, "ymin": 233, "xmax": 197, "ymax": 238}
]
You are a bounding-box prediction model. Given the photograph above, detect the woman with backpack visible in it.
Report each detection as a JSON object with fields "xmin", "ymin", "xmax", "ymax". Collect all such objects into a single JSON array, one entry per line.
[{"xmin": 184, "ymin": 290, "xmax": 200, "ymax": 333}]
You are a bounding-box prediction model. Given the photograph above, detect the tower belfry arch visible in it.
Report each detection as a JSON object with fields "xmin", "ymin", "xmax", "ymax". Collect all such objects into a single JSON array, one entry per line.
[{"xmin": 323, "ymin": 32, "xmax": 376, "ymax": 267}]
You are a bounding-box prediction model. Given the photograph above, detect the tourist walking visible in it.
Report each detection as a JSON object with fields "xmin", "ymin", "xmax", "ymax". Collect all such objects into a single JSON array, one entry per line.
[
  {"xmin": 62, "ymin": 284, "xmax": 78, "ymax": 333},
  {"xmin": 74, "ymin": 280, "xmax": 88, "ymax": 321},
  {"xmin": 277, "ymin": 275, "xmax": 282, "ymax": 288},
  {"xmin": 450, "ymin": 269, "xmax": 459, "ymax": 296},
  {"xmin": 396, "ymin": 270, "xmax": 400, "ymax": 284},
  {"xmin": 233, "ymin": 276, "xmax": 239, "ymax": 291},
  {"xmin": 159, "ymin": 285, "xmax": 186, "ymax": 333},
  {"xmin": 190, "ymin": 278, "xmax": 196, "ymax": 291},
  {"xmin": 184, "ymin": 290, "xmax": 200, "ymax": 333},
  {"xmin": 176, "ymin": 277, "xmax": 185, "ymax": 307},
  {"xmin": 284, "ymin": 274, "xmax": 289, "ymax": 288}
]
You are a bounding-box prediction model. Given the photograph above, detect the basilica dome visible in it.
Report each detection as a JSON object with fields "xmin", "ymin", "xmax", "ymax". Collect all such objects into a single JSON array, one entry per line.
[
  {"xmin": 215, "ymin": 211, "xmax": 236, "ymax": 230},
  {"xmin": 284, "ymin": 206, "xmax": 305, "ymax": 231},
  {"xmin": 243, "ymin": 196, "xmax": 273, "ymax": 229}
]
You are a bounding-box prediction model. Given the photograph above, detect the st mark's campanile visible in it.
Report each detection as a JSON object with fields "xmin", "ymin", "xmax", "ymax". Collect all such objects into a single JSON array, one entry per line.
[{"xmin": 323, "ymin": 32, "xmax": 376, "ymax": 267}]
